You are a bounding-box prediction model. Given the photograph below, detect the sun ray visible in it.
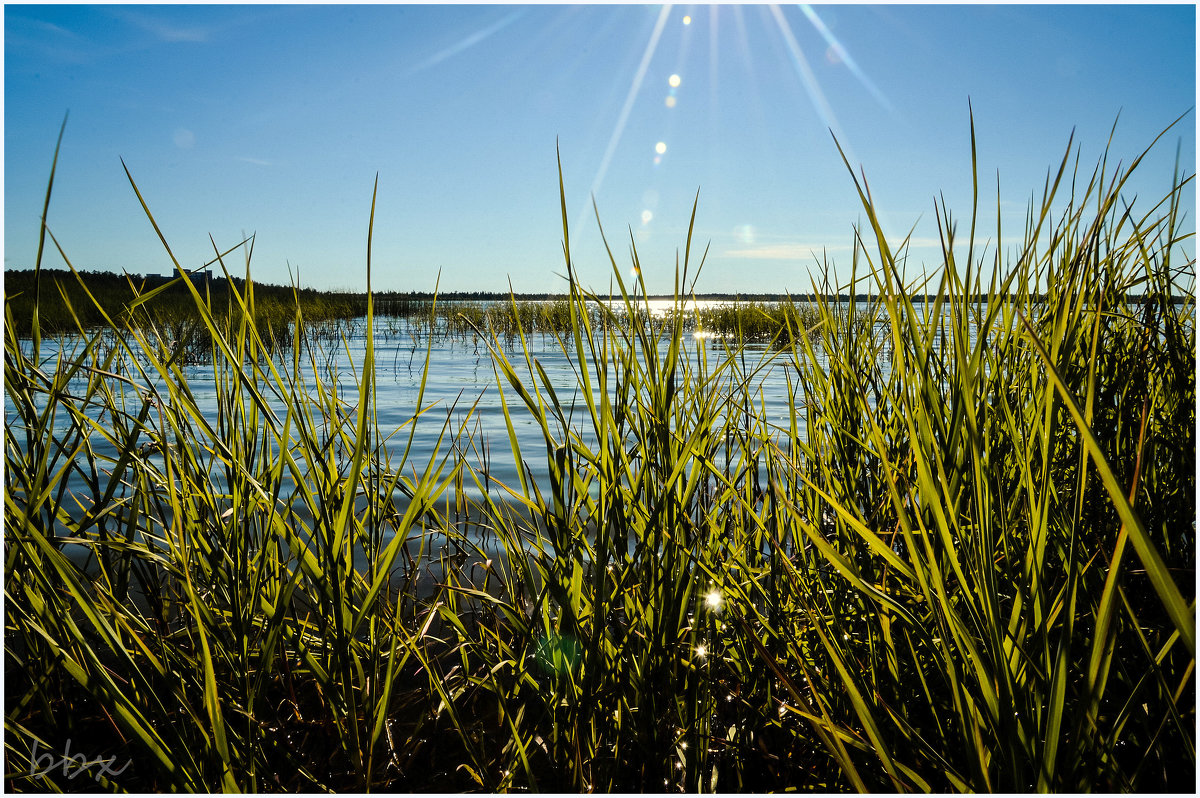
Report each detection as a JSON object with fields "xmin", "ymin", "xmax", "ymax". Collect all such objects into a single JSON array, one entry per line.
[
  {"xmin": 707, "ymin": 4, "xmax": 720, "ymax": 169},
  {"xmin": 575, "ymin": 3, "xmax": 673, "ymax": 232},
  {"xmin": 403, "ymin": 9, "xmax": 527, "ymax": 77},
  {"xmin": 766, "ymin": 4, "xmax": 840, "ymax": 139},
  {"xmin": 732, "ymin": 5, "xmax": 756, "ymax": 82},
  {"xmin": 798, "ymin": 3, "xmax": 893, "ymax": 111},
  {"xmin": 766, "ymin": 2, "xmax": 868, "ymax": 179},
  {"xmin": 708, "ymin": 4, "xmax": 720, "ymax": 109}
]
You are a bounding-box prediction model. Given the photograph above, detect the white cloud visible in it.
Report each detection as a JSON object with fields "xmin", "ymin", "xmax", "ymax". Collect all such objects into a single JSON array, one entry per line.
[
  {"xmin": 884, "ymin": 236, "xmax": 942, "ymax": 250},
  {"xmin": 236, "ymin": 156, "xmax": 272, "ymax": 167},
  {"xmin": 722, "ymin": 242, "xmax": 851, "ymax": 260},
  {"xmin": 30, "ymin": 20, "xmax": 82, "ymax": 40},
  {"xmin": 173, "ymin": 128, "xmax": 196, "ymax": 149},
  {"xmin": 721, "ymin": 234, "xmax": 960, "ymax": 263},
  {"xmin": 114, "ymin": 8, "xmax": 211, "ymax": 43}
]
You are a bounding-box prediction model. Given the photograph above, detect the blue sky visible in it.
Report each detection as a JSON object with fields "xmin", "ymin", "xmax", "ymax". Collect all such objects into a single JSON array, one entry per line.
[{"xmin": 5, "ymin": 3, "xmax": 1196, "ymax": 295}]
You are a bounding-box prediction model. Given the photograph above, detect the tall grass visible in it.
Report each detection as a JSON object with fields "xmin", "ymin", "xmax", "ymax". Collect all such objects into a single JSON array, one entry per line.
[
  {"xmin": 413, "ymin": 118, "xmax": 1194, "ymax": 791},
  {"xmin": 5, "ymin": 155, "xmax": 467, "ymax": 790},
  {"xmin": 3, "ymin": 265, "xmax": 370, "ymax": 349},
  {"xmin": 686, "ymin": 299, "xmax": 825, "ymax": 345},
  {"xmin": 4, "ymin": 115, "xmax": 1194, "ymax": 792}
]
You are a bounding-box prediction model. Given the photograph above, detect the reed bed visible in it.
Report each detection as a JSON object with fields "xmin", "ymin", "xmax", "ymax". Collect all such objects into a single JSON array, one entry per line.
[
  {"xmin": 684, "ymin": 299, "xmax": 825, "ymax": 344},
  {"xmin": 4, "ymin": 265, "xmax": 368, "ymax": 353},
  {"xmin": 4, "ymin": 117, "xmax": 1194, "ymax": 792}
]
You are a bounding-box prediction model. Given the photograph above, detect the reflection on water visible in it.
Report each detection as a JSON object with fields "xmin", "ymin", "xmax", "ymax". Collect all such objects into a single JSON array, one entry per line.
[
  {"xmin": 9, "ymin": 298, "xmax": 975, "ymax": 589},
  {"xmin": 4, "ymin": 314, "xmax": 807, "ymax": 547},
  {"xmin": 365, "ymin": 318, "xmax": 804, "ymax": 504}
]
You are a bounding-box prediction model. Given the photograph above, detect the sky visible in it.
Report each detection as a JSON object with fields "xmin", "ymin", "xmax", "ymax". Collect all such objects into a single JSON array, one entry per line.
[{"xmin": 4, "ymin": 3, "xmax": 1196, "ymax": 295}]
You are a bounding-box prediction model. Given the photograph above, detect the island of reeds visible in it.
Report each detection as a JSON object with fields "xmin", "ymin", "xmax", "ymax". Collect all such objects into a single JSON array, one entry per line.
[{"xmin": 4, "ymin": 116, "xmax": 1195, "ymax": 792}]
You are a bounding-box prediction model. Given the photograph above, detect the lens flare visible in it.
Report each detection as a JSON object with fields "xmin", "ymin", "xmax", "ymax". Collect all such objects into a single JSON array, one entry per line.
[
  {"xmin": 683, "ymin": 14, "xmax": 691, "ymax": 25},
  {"xmin": 799, "ymin": 3, "xmax": 892, "ymax": 111},
  {"xmin": 576, "ymin": 4, "xmax": 672, "ymax": 231},
  {"xmin": 668, "ymin": 73, "xmax": 681, "ymax": 87},
  {"xmin": 655, "ymin": 141, "xmax": 667, "ymax": 154},
  {"xmin": 665, "ymin": 95, "xmax": 677, "ymax": 108},
  {"xmin": 641, "ymin": 209, "xmax": 653, "ymax": 224},
  {"xmin": 767, "ymin": 4, "xmax": 839, "ymax": 137},
  {"xmin": 534, "ymin": 632, "xmax": 580, "ymax": 676}
]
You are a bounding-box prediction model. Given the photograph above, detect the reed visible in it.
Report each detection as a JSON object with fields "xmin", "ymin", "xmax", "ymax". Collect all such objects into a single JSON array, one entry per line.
[
  {"xmin": 4, "ymin": 114, "xmax": 1193, "ymax": 792},
  {"xmin": 686, "ymin": 298, "xmax": 825, "ymax": 344},
  {"xmin": 397, "ymin": 118, "xmax": 1195, "ymax": 791},
  {"xmin": 4, "ymin": 266, "xmax": 368, "ymax": 345}
]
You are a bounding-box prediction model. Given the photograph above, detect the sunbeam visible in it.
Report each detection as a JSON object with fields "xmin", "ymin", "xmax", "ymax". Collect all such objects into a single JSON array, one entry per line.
[
  {"xmin": 575, "ymin": 3, "xmax": 673, "ymax": 232},
  {"xmin": 798, "ymin": 3, "xmax": 893, "ymax": 111},
  {"xmin": 403, "ymin": 8, "xmax": 527, "ymax": 77},
  {"xmin": 766, "ymin": 4, "xmax": 840, "ymax": 139},
  {"xmin": 707, "ymin": 4, "xmax": 720, "ymax": 119}
]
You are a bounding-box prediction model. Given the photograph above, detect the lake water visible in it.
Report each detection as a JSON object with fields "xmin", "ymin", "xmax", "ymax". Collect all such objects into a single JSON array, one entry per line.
[
  {"xmin": 5, "ymin": 303, "xmax": 816, "ymax": 550},
  {"xmin": 11, "ymin": 294, "xmax": 1003, "ymax": 518},
  {"xmin": 234, "ymin": 314, "xmax": 804, "ymax": 500},
  {"xmin": 8, "ymin": 296, "xmax": 1014, "ymax": 589}
]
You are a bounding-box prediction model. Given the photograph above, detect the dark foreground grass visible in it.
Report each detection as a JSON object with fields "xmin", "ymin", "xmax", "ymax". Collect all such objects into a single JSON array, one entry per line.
[{"xmin": 4, "ymin": 116, "xmax": 1194, "ymax": 792}]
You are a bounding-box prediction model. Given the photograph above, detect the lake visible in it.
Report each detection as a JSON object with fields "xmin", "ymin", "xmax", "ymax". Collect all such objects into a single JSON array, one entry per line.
[{"xmin": 5, "ymin": 300, "xmax": 824, "ymax": 559}]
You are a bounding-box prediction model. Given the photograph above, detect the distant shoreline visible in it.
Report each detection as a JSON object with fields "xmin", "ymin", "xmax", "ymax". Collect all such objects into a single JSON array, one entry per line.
[{"xmin": 4, "ymin": 268, "xmax": 1190, "ymax": 306}]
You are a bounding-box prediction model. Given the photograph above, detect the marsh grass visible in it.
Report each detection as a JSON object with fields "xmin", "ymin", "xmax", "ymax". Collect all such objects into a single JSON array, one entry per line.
[
  {"xmin": 4, "ymin": 265, "xmax": 369, "ymax": 357},
  {"xmin": 685, "ymin": 299, "xmax": 825, "ymax": 345},
  {"xmin": 4, "ymin": 115, "xmax": 1194, "ymax": 792}
]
